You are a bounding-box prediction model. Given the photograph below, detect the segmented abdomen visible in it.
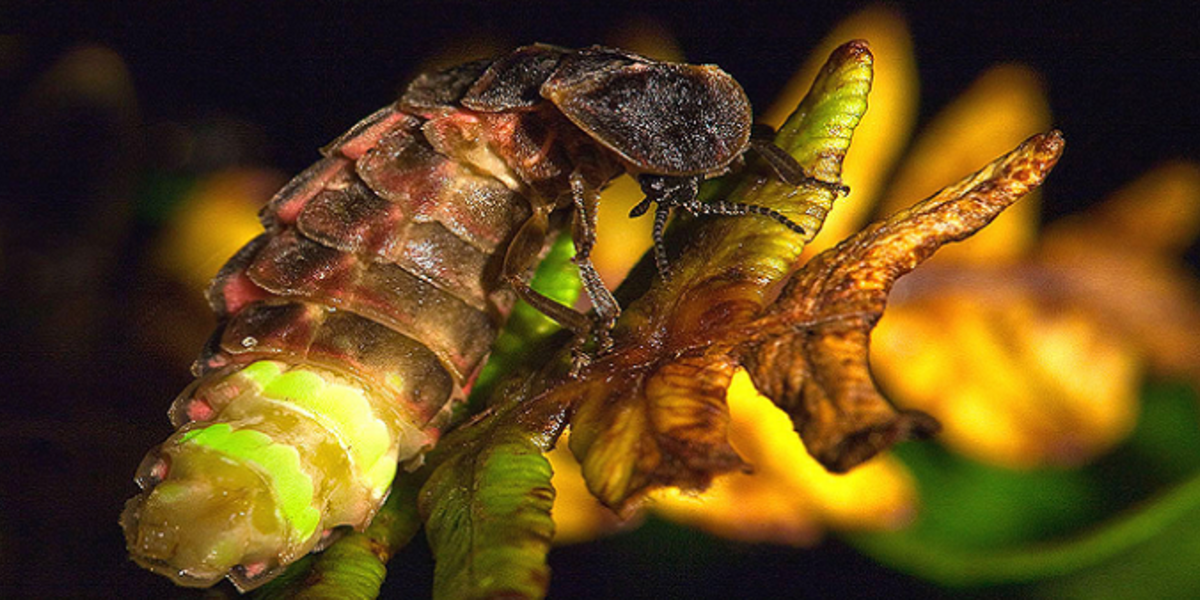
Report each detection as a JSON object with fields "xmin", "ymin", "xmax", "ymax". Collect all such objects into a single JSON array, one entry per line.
[
  {"xmin": 207, "ymin": 105, "xmax": 530, "ymax": 423},
  {"xmin": 122, "ymin": 103, "xmax": 541, "ymax": 590}
]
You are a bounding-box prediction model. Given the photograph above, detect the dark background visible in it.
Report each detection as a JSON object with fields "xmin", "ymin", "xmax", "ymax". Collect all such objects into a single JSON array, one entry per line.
[{"xmin": 1, "ymin": 1, "xmax": 1196, "ymax": 598}]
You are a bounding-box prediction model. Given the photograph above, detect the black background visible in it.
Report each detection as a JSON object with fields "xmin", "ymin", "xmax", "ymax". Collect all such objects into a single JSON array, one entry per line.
[{"xmin": 1, "ymin": 1, "xmax": 1196, "ymax": 598}]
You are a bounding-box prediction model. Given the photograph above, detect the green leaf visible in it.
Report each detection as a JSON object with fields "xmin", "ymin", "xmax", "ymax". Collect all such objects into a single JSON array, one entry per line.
[
  {"xmin": 694, "ymin": 40, "xmax": 875, "ymax": 288},
  {"xmin": 1024, "ymin": 471, "xmax": 1200, "ymax": 599},
  {"xmin": 420, "ymin": 393, "xmax": 567, "ymax": 600},
  {"xmin": 850, "ymin": 466, "xmax": 1200, "ymax": 591}
]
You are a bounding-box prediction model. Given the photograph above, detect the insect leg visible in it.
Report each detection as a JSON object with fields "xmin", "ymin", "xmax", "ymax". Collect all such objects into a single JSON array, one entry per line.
[
  {"xmin": 637, "ymin": 171, "xmax": 814, "ymax": 278},
  {"xmin": 502, "ymin": 205, "xmax": 594, "ymax": 337},
  {"xmin": 682, "ymin": 197, "xmax": 807, "ymax": 237},
  {"xmin": 749, "ymin": 124, "xmax": 850, "ymax": 196},
  {"xmin": 627, "ymin": 185, "xmax": 671, "ymax": 277},
  {"xmin": 652, "ymin": 203, "xmax": 672, "ymax": 279},
  {"xmin": 636, "ymin": 174, "xmax": 702, "ymax": 279},
  {"xmin": 569, "ymin": 171, "xmax": 621, "ymax": 337}
]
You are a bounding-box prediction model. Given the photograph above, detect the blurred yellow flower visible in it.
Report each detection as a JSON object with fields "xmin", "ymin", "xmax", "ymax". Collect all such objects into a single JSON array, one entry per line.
[
  {"xmin": 156, "ymin": 168, "xmax": 284, "ymax": 293},
  {"xmin": 872, "ymin": 285, "xmax": 1142, "ymax": 468},
  {"xmin": 1035, "ymin": 162, "xmax": 1200, "ymax": 385},
  {"xmin": 870, "ymin": 109, "xmax": 1200, "ymax": 470}
]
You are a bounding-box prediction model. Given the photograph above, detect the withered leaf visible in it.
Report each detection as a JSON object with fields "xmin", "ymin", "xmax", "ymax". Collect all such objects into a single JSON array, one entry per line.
[
  {"xmin": 745, "ymin": 130, "xmax": 1065, "ymax": 471},
  {"xmin": 563, "ymin": 115, "xmax": 1063, "ymax": 508},
  {"xmin": 560, "ymin": 41, "xmax": 875, "ymax": 510}
]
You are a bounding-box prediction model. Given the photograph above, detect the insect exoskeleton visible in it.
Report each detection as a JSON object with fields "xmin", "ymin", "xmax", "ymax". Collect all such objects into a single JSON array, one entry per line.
[
  {"xmin": 123, "ymin": 44, "xmax": 824, "ymax": 590},
  {"xmin": 121, "ymin": 361, "xmax": 421, "ymax": 589}
]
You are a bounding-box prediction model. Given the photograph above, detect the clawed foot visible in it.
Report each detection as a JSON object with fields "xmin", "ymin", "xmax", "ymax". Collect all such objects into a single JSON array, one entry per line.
[
  {"xmin": 812, "ymin": 178, "xmax": 850, "ymax": 197},
  {"xmin": 565, "ymin": 314, "xmax": 614, "ymax": 377},
  {"xmin": 568, "ymin": 339, "xmax": 591, "ymax": 377}
]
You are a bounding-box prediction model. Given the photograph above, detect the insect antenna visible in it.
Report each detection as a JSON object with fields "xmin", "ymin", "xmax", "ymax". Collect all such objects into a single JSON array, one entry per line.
[
  {"xmin": 682, "ymin": 198, "xmax": 807, "ymax": 236},
  {"xmin": 636, "ymin": 174, "xmax": 810, "ymax": 280},
  {"xmin": 652, "ymin": 203, "xmax": 672, "ymax": 279}
]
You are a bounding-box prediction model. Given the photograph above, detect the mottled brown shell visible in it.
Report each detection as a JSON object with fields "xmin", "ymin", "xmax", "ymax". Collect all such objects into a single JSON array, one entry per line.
[
  {"xmin": 542, "ymin": 48, "xmax": 752, "ymax": 177},
  {"xmin": 404, "ymin": 44, "xmax": 754, "ymax": 178}
]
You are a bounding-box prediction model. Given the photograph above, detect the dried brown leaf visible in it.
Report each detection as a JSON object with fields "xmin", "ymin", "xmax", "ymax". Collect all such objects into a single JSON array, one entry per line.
[
  {"xmin": 555, "ymin": 43, "xmax": 1063, "ymax": 512},
  {"xmin": 556, "ymin": 42, "xmax": 876, "ymax": 511},
  {"xmin": 563, "ymin": 352, "xmax": 748, "ymax": 512},
  {"xmin": 744, "ymin": 131, "xmax": 1065, "ymax": 471}
]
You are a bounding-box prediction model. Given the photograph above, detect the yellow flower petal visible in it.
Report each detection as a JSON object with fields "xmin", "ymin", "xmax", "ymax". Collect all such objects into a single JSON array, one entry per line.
[
  {"xmin": 651, "ymin": 371, "xmax": 919, "ymax": 544},
  {"xmin": 548, "ymin": 438, "xmax": 632, "ymax": 545},
  {"xmin": 763, "ymin": 5, "xmax": 919, "ymax": 252},
  {"xmin": 1045, "ymin": 161, "xmax": 1200, "ymax": 255},
  {"xmin": 872, "ymin": 286, "xmax": 1141, "ymax": 468},
  {"xmin": 879, "ymin": 64, "xmax": 1051, "ymax": 263}
]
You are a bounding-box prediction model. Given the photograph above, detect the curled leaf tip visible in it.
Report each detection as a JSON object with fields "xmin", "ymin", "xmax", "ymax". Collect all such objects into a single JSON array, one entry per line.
[
  {"xmin": 840, "ymin": 38, "xmax": 872, "ymax": 57},
  {"xmin": 743, "ymin": 130, "xmax": 1064, "ymax": 472},
  {"xmin": 739, "ymin": 325, "xmax": 940, "ymax": 474},
  {"xmin": 820, "ymin": 408, "xmax": 941, "ymax": 473}
]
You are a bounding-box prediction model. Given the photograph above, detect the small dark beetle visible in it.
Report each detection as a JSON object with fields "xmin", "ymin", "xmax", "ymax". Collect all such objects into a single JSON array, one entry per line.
[{"xmin": 404, "ymin": 43, "xmax": 830, "ymax": 334}]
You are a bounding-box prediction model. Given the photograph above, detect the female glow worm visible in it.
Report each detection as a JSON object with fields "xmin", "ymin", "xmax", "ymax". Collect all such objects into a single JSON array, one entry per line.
[{"xmin": 122, "ymin": 43, "xmax": 828, "ymax": 590}]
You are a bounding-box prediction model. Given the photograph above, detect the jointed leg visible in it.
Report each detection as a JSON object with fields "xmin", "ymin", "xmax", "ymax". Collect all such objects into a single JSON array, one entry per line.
[
  {"xmin": 635, "ymin": 174, "xmax": 700, "ymax": 280},
  {"xmin": 749, "ymin": 124, "xmax": 850, "ymax": 195},
  {"xmin": 502, "ymin": 205, "xmax": 593, "ymax": 336},
  {"xmin": 626, "ymin": 126, "xmax": 848, "ymax": 283},
  {"xmin": 651, "ymin": 203, "xmax": 671, "ymax": 278},
  {"xmin": 569, "ymin": 172, "xmax": 619, "ymax": 352}
]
